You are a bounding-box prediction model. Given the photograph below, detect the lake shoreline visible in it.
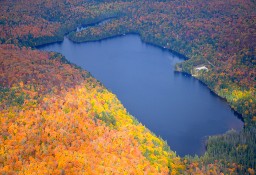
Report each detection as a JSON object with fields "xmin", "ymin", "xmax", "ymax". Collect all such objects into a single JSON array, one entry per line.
[
  {"xmin": 39, "ymin": 35, "xmax": 243, "ymax": 156},
  {"xmin": 37, "ymin": 31, "xmax": 244, "ymax": 126},
  {"xmin": 67, "ymin": 32, "xmax": 245, "ymax": 124}
]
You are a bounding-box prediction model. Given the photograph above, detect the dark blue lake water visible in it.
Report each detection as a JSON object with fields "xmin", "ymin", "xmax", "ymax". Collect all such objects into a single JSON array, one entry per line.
[{"xmin": 39, "ymin": 35, "xmax": 243, "ymax": 156}]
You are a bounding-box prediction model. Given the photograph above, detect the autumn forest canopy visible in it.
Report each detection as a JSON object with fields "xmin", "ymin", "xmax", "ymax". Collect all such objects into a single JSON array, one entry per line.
[{"xmin": 0, "ymin": 0, "xmax": 255, "ymax": 174}]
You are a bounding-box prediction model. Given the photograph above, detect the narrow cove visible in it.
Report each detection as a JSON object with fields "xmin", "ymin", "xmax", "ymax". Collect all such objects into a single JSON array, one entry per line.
[{"xmin": 39, "ymin": 35, "xmax": 243, "ymax": 156}]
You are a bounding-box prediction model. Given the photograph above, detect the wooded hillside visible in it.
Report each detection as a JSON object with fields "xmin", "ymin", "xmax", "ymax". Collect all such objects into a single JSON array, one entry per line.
[{"xmin": 0, "ymin": 0, "xmax": 255, "ymax": 174}]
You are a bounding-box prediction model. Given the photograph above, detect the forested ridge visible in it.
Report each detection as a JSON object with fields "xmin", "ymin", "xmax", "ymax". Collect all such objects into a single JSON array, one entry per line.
[
  {"xmin": 0, "ymin": 44, "xmax": 186, "ymax": 174},
  {"xmin": 0, "ymin": 0, "xmax": 255, "ymax": 174}
]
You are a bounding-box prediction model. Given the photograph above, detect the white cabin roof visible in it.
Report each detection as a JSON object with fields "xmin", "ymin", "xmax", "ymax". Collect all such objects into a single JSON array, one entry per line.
[{"xmin": 195, "ymin": 66, "xmax": 208, "ymax": 71}]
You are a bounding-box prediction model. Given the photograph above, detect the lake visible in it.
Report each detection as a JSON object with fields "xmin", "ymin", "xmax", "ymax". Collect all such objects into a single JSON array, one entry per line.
[{"xmin": 39, "ymin": 35, "xmax": 243, "ymax": 156}]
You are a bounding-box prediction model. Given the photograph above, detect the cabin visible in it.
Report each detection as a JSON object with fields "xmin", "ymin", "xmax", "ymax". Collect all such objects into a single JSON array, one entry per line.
[{"xmin": 195, "ymin": 65, "xmax": 208, "ymax": 72}]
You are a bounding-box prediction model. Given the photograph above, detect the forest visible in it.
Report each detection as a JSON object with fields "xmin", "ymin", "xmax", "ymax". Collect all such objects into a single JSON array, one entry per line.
[{"xmin": 0, "ymin": 0, "xmax": 255, "ymax": 174}]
